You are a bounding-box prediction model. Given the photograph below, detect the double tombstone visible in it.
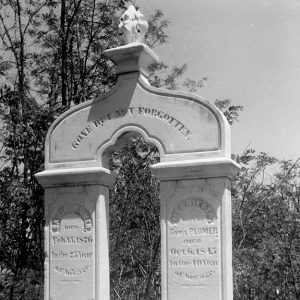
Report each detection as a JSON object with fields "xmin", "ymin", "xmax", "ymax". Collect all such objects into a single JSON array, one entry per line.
[{"xmin": 35, "ymin": 44, "xmax": 240, "ymax": 300}]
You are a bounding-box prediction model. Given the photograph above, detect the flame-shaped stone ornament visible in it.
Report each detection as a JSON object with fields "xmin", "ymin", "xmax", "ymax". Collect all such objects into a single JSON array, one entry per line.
[{"xmin": 119, "ymin": 5, "xmax": 149, "ymax": 44}]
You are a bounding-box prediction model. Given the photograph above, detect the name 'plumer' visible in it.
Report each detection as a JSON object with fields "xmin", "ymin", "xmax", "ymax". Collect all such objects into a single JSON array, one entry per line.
[{"xmin": 35, "ymin": 5, "xmax": 240, "ymax": 300}]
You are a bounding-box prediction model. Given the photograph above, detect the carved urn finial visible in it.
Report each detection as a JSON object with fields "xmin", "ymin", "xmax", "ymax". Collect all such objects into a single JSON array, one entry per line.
[{"xmin": 118, "ymin": 5, "xmax": 149, "ymax": 45}]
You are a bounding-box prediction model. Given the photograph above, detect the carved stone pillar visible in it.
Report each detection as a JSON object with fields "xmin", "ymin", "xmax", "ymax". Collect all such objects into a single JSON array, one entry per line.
[
  {"xmin": 152, "ymin": 158, "xmax": 239, "ymax": 300},
  {"xmin": 36, "ymin": 167, "xmax": 115, "ymax": 300}
]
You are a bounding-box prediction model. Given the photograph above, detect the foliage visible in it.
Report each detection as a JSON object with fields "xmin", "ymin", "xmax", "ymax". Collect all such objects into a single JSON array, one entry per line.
[
  {"xmin": 0, "ymin": 265, "xmax": 14, "ymax": 299},
  {"xmin": 109, "ymin": 137, "xmax": 160, "ymax": 299},
  {"xmin": 30, "ymin": 0, "xmax": 126, "ymax": 106},
  {"xmin": 232, "ymin": 150, "xmax": 300, "ymax": 300},
  {"xmin": 215, "ymin": 99, "xmax": 243, "ymax": 125},
  {"xmin": 0, "ymin": 85, "xmax": 61, "ymax": 299},
  {"xmin": 145, "ymin": 9, "xmax": 170, "ymax": 48},
  {"xmin": 148, "ymin": 62, "xmax": 188, "ymax": 90}
]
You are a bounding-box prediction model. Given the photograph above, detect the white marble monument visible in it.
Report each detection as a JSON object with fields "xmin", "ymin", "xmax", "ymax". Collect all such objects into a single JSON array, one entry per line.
[{"xmin": 35, "ymin": 5, "xmax": 239, "ymax": 300}]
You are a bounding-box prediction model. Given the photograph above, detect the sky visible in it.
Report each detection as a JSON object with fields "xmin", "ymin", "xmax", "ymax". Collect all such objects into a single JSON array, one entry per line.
[{"xmin": 135, "ymin": 0, "xmax": 300, "ymax": 162}]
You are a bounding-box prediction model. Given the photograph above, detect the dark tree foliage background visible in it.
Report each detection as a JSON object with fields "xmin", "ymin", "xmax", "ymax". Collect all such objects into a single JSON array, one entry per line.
[
  {"xmin": 232, "ymin": 152, "xmax": 300, "ymax": 300},
  {"xmin": 109, "ymin": 137, "xmax": 161, "ymax": 299},
  {"xmin": 0, "ymin": 1, "xmax": 299, "ymax": 300}
]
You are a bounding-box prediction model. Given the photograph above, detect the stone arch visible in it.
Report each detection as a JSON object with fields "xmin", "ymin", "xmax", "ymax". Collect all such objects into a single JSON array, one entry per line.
[
  {"xmin": 44, "ymin": 72, "xmax": 229, "ymax": 170},
  {"xmin": 97, "ymin": 125, "xmax": 165, "ymax": 168}
]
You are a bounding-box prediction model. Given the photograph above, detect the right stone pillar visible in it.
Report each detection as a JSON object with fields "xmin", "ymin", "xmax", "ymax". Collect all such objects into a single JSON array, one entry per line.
[{"xmin": 152, "ymin": 158, "xmax": 240, "ymax": 300}]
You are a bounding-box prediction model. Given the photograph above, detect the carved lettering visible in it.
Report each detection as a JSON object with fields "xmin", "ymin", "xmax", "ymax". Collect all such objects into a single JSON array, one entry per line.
[
  {"xmin": 193, "ymin": 259, "xmax": 219, "ymax": 267},
  {"xmin": 183, "ymin": 239, "xmax": 202, "ymax": 246},
  {"xmin": 50, "ymin": 203, "xmax": 94, "ymax": 298},
  {"xmin": 128, "ymin": 107, "xmax": 135, "ymax": 115},
  {"xmin": 64, "ymin": 225, "xmax": 79, "ymax": 231},
  {"xmin": 169, "ymin": 226, "xmax": 218, "ymax": 236},
  {"xmin": 60, "ymin": 279, "xmax": 82, "ymax": 284},
  {"xmin": 93, "ymin": 118, "xmax": 104, "ymax": 127},
  {"xmin": 168, "ymin": 198, "xmax": 220, "ymax": 289},
  {"xmin": 51, "ymin": 203, "xmax": 92, "ymax": 233},
  {"xmin": 72, "ymin": 106, "xmax": 192, "ymax": 149},
  {"xmin": 54, "ymin": 265, "xmax": 91, "ymax": 277},
  {"xmin": 175, "ymin": 270, "xmax": 215, "ymax": 281},
  {"xmin": 51, "ymin": 250, "xmax": 93, "ymax": 260},
  {"xmin": 72, "ymin": 125, "xmax": 93, "ymax": 149},
  {"xmin": 189, "ymin": 227, "xmax": 218, "ymax": 235},
  {"xmin": 115, "ymin": 108, "xmax": 128, "ymax": 117},
  {"xmin": 52, "ymin": 235, "xmax": 93, "ymax": 245},
  {"xmin": 137, "ymin": 106, "xmax": 191, "ymax": 140},
  {"xmin": 169, "ymin": 259, "xmax": 192, "ymax": 267},
  {"xmin": 169, "ymin": 198, "xmax": 216, "ymax": 224},
  {"xmin": 170, "ymin": 247, "xmax": 216, "ymax": 257}
]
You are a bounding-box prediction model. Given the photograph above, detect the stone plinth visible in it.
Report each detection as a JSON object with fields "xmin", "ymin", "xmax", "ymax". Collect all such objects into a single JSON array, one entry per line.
[
  {"xmin": 35, "ymin": 168, "xmax": 115, "ymax": 300},
  {"xmin": 152, "ymin": 159, "xmax": 239, "ymax": 300}
]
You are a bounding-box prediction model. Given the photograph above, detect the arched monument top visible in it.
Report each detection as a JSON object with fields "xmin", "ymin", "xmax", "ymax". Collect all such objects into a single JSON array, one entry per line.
[{"xmin": 45, "ymin": 43, "xmax": 231, "ymax": 170}]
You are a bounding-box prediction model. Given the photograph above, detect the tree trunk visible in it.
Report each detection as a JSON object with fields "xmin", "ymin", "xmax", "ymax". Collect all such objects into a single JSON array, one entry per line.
[{"xmin": 61, "ymin": 0, "xmax": 68, "ymax": 107}]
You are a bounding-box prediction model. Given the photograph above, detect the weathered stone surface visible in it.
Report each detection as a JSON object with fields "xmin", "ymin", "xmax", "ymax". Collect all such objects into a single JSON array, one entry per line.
[
  {"xmin": 44, "ymin": 45, "xmax": 229, "ymax": 171},
  {"xmin": 36, "ymin": 169, "xmax": 114, "ymax": 300},
  {"xmin": 152, "ymin": 160, "xmax": 238, "ymax": 300},
  {"xmin": 48, "ymin": 191, "xmax": 94, "ymax": 300}
]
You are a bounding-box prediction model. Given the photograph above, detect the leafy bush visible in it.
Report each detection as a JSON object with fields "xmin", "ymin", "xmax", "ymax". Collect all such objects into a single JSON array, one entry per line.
[{"xmin": 109, "ymin": 137, "xmax": 161, "ymax": 299}]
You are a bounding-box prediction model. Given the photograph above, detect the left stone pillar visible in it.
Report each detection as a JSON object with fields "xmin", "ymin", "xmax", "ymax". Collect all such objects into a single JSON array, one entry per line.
[{"xmin": 35, "ymin": 167, "xmax": 116, "ymax": 300}]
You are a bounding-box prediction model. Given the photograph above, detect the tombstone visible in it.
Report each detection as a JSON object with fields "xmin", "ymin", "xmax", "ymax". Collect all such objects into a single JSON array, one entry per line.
[{"xmin": 35, "ymin": 5, "xmax": 240, "ymax": 300}]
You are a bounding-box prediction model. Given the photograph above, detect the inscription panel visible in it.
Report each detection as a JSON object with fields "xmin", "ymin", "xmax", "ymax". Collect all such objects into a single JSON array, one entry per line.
[
  {"xmin": 167, "ymin": 198, "xmax": 221, "ymax": 300},
  {"xmin": 71, "ymin": 106, "xmax": 192, "ymax": 150},
  {"xmin": 49, "ymin": 203, "xmax": 94, "ymax": 300},
  {"xmin": 49, "ymin": 86, "xmax": 222, "ymax": 164}
]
